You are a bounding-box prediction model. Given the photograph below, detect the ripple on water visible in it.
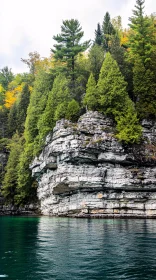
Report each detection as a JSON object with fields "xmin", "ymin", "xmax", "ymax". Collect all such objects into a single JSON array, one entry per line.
[{"xmin": 1, "ymin": 218, "xmax": 156, "ymax": 279}]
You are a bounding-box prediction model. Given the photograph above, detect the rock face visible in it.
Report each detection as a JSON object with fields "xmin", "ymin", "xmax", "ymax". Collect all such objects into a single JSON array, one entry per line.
[{"xmin": 31, "ymin": 111, "xmax": 156, "ymax": 217}]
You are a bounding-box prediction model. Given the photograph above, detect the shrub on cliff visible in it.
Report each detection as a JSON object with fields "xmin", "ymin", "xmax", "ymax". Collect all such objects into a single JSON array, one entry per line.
[{"xmin": 66, "ymin": 99, "xmax": 80, "ymax": 122}]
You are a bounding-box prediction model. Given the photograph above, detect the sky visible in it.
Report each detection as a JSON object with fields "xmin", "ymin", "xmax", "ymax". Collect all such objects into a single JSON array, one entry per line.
[{"xmin": 0, "ymin": 0, "xmax": 155, "ymax": 73}]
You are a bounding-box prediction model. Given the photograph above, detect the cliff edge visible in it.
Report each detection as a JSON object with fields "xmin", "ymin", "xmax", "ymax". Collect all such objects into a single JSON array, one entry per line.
[{"xmin": 31, "ymin": 111, "xmax": 156, "ymax": 217}]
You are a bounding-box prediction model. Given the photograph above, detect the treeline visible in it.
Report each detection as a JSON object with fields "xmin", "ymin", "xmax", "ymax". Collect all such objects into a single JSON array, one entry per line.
[{"xmin": 0, "ymin": 0, "xmax": 156, "ymax": 205}]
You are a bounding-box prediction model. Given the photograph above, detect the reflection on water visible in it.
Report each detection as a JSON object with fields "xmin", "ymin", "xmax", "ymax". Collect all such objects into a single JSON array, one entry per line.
[{"xmin": 0, "ymin": 217, "xmax": 156, "ymax": 279}]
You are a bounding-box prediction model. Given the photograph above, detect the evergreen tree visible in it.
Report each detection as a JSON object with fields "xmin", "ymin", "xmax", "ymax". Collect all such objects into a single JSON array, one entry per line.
[
  {"xmin": 109, "ymin": 33, "xmax": 134, "ymax": 100},
  {"xmin": 16, "ymin": 70, "xmax": 54, "ymax": 204},
  {"xmin": 2, "ymin": 133, "xmax": 23, "ymax": 204},
  {"xmin": 8, "ymin": 83, "xmax": 31, "ymax": 137},
  {"xmin": 24, "ymin": 70, "xmax": 53, "ymax": 144},
  {"xmin": 37, "ymin": 73, "xmax": 71, "ymax": 147},
  {"xmin": 128, "ymin": 0, "xmax": 156, "ymax": 117},
  {"xmin": 94, "ymin": 23, "xmax": 103, "ymax": 46},
  {"xmin": 115, "ymin": 99, "xmax": 142, "ymax": 143},
  {"xmin": 7, "ymin": 103, "xmax": 17, "ymax": 137},
  {"xmin": 52, "ymin": 19, "xmax": 90, "ymax": 86},
  {"xmin": 102, "ymin": 12, "xmax": 115, "ymax": 52},
  {"xmin": 83, "ymin": 73, "xmax": 99, "ymax": 110},
  {"xmin": 16, "ymin": 84, "xmax": 30, "ymax": 134},
  {"xmin": 98, "ymin": 52, "xmax": 128, "ymax": 116},
  {"xmin": 128, "ymin": 0, "xmax": 153, "ymax": 65},
  {"xmin": 88, "ymin": 44, "xmax": 104, "ymax": 82},
  {"xmin": 97, "ymin": 52, "xmax": 142, "ymax": 142},
  {"xmin": 110, "ymin": 33, "xmax": 125, "ymax": 71},
  {"xmin": 66, "ymin": 99, "xmax": 80, "ymax": 121},
  {"xmin": 133, "ymin": 58, "xmax": 156, "ymax": 118},
  {"xmin": 74, "ymin": 53, "xmax": 90, "ymax": 102},
  {"xmin": 16, "ymin": 143, "xmax": 36, "ymax": 205}
]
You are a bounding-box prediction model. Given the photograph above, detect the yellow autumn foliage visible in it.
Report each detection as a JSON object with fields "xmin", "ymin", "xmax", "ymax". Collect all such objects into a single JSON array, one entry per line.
[
  {"xmin": 5, "ymin": 85, "xmax": 23, "ymax": 109},
  {"xmin": 121, "ymin": 28, "xmax": 130, "ymax": 47}
]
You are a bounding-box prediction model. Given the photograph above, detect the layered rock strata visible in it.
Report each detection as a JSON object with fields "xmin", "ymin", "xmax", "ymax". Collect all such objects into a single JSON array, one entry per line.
[{"xmin": 31, "ymin": 111, "xmax": 156, "ymax": 217}]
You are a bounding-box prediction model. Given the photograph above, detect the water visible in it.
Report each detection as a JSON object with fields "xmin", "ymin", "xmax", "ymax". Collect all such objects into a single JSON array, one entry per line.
[{"xmin": 0, "ymin": 217, "xmax": 156, "ymax": 280}]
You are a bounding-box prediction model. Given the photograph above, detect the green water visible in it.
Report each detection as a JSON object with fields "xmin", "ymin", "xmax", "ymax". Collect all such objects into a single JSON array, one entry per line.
[{"xmin": 0, "ymin": 217, "xmax": 156, "ymax": 279}]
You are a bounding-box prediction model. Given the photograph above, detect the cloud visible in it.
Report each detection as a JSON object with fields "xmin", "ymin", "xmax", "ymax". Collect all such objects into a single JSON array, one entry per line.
[{"xmin": 0, "ymin": 0, "xmax": 155, "ymax": 73}]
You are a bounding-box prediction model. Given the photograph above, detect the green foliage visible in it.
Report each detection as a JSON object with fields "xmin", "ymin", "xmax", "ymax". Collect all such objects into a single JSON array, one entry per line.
[
  {"xmin": 66, "ymin": 99, "xmax": 80, "ymax": 122},
  {"xmin": 24, "ymin": 70, "xmax": 53, "ymax": 144},
  {"xmin": 102, "ymin": 12, "xmax": 115, "ymax": 52},
  {"xmin": 8, "ymin": 83, "xmax": 31, "ymax": 137},
  {"xmin": 0, "ymin": 84, "xmax": 5, "ymax": 108},
  {"xmin": 97, "ymin": 52, "xmax": 142, "ymax": 143},
  {"xmin": 94, "ymin": 23, "xmax": 103, "ymax": 46},
  {"xmin": 0, "ymin": 67, "xmax": 14, "ymax": 90},
  {"xmin": 0, "ymin": 138, "xmax": 11, "ymax": 152},
  {"xmin": 74, "ymin": 53, "xmax": 90, "ymax": 101},
  {"xmin": 83, "ymin": 73, "xmax": 99, "ymax": 110},
  {"xmin": 16, "ymin": 84, "xmax": 31, "ymax": 134},
  {"xmin": 128, "ymin": 0, "xmax": 153, "ymax": 65},
  {"xmin": 52, "ymin": 19, "xmax": 90, "ymax": 83},
  {"xmin": 7, "ymin": 103, "xmax": 17, "ymax": 137},
  {"xmin": 16, "ymin": 143, "xmax": 36, "ymax": 205},
  {"xmin": 115, "ymin": 99, "xmax": 142, "ymax": 143},
  {"xmin": 88, "ymin": 44, "xmax": 104, "ymax": 82},
  {"xmin": 98, "ymin": 52, "xmax": 128, "ymax": 116},
  {"xmin": 0, "ymin": 108, "xmax": 9, "ymax": 138},
  {"xmin": 133, "ymin": 58, "xmax": 156, "ymax": 118},
  {"xmin": 14, "ymin": 70, "xmax": 54, "ymax": 203},
  {"xmin": 128, "ymin": 0, "xmax": 156, "ymax": 117},
  {"xmin": 54, "ymin": 101, "xmax": 69, "ymax": 121},
  {"xmin": 2, "ymin": 133, "xmax": 23, "ymax": 204},
  {"xmin": 37, "ymin": 73, "xmax": 71, "ymax": 152}
]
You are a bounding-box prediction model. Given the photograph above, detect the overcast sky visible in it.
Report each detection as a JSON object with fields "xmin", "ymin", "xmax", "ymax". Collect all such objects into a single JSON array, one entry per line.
[{"xmin": 0, "ymin": 0, "xmax": 155, "ymax": 73}]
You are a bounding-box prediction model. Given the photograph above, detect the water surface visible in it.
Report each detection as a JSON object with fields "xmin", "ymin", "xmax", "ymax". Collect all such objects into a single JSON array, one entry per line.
[{"xmin": 0, "ymin": 217, "xmax": 156, "ymax": 279}]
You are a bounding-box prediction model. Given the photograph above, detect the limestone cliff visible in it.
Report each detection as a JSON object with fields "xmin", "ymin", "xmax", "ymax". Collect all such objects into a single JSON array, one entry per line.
[{"xmin": 31, "ymin": 111, "xmax": 156, "ymax": 217}]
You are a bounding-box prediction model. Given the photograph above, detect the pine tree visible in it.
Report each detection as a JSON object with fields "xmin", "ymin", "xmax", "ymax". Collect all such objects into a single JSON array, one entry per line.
[
  {"xmin": 83, "ymin": 73, "xmax": 99, "ymax": 110},
  {"xmin": 95, "ymin": 23, "xmax": 103, "ymax": 46},
  {"xmin": 52, "ymin": 19, "xmax": 90, "ymax": 85}
]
